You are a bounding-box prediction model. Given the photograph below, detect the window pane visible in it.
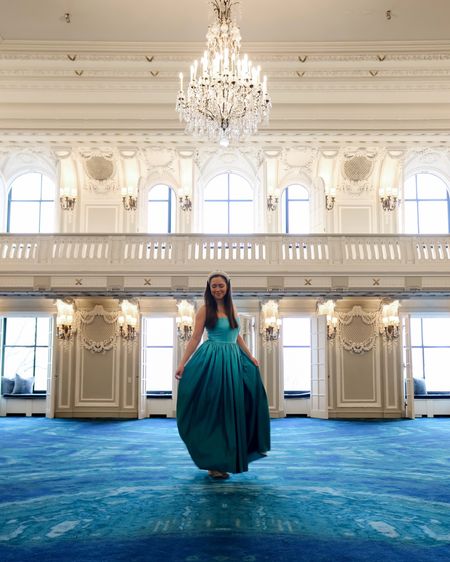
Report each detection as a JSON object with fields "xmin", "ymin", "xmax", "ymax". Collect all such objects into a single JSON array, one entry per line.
[
  {"xmin": 145, "ymin": 318, "xmax": 174, "ymax": 347},
  {"xmin": 3, "ymin": 347, "xmax": 35, "ymax": 379},
  {"xmin": 424, "ymin": 348, "xmax": 450, "ymax": 391},
  {"xmin": 148, "ymin": 201, "xmax": 170, "ymax": 233},
  {"xmin": 229, "ymin": 174, "xmax": 253, "ymax": 200},
  {"xmin": 282, "ymin": 318, "xmax": 311, "ymax": 347},
  {"xmin": 416, "ymin": 173, "xmax": 448, "ymax": 200},
  {"xmin": 41, "ymin": 176, "xmax": 56, "ymax": 200},
  {"xmin": 411, "ymin": 347, "xmax": 424, "ymax": 379},
  {"xmin": 10, "ymin": 173, "xmax": 42, "ymax": 200},
  {"xmin": 229, "ymin": 202, "xmax": 253, "ymax": 233},
  {"xmin": 5, "ymin": 318, "xmax": 36, "ymax": 346},
  {"xmin": 8, "ymin": 202, "xmax": 41, "ymax": 232},
  {"xmin": 149, "ymin": 184, "xmax": 169, "ymax": 200},
  {"xmin": 422, "ymin": 318, "xmax": 450, "ymax": 346},
  {"xmin": 404, "ymin": 176, "xmax": 417, "ymax": 199},
  {"xmin": 288, "ymin": 201, "xmax": 310, "ymax": 234},
  {"xmin": 204, "ymin": 202, "xmax": 228, "ymax": 233},
  {"xmin": 286, "ymin": 184, "xmax": 309, "ymax": 200},
  {"xmin": 283, "ymin": 348, "xmax": 311, "ymax": 391},
  {"xmin": 417, "ymin": 201, "xmax": 449, "ymax": 233},
  {"xmin": 34, "ymin": 348, "xmax": 49, "ymax": 391},
  {"xmin": 281, "ymin": 190, "xmax": 288, "ymax": 232},
  {"xmin": 169, "ymin": 189, "xmax": 176, "ymax": 232},
  {"xmin": 403, "ymin": 201, "xmax": 418, "ymax": 234},
  {"xmin": 39, "ymin": 202, "xmax": 56, "ymax": 233},
  {"xmin": 145, "ymin": 348, "xmax": 173, "ymax": 392},
  {"xmin": 410, "ymin": 317, "xmax": 423, "ymax": 347},
  {"xmin": 205, "ymin": 175, "xmax": 228, "ymax": 200},
  {"xmin": 36, "ymin": 317, "xmax": 51, "ymax": 346}
]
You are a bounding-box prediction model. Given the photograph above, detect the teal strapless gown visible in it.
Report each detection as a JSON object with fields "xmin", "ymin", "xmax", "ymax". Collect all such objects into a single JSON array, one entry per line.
[{"xmin": 176, "ymin": 317, "xmax": 271, "ymax": 473}]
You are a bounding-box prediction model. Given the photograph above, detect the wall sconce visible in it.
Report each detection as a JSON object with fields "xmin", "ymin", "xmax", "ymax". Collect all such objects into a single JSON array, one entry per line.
[
  {"xmin": 56, "ymin": 299, "xmax": 76, "ymax": 341},
  {"xmin": 261, "ymin": 300, "xmax": 281, "ymax": 343},
  {"xmin": 118, "ymin": 300, "xmax": 139, "ymax": 341},
  {"xmin": 325, "ymin": 187, "xmax": 336, "ymax": 211},
  {"xmin": 60, "ymin": 187, "xmax": 77, "ymax": 211},
  {"xmin": 267, "ymin": 190, "xmax": 280, "ymax": 211},
  {"xmin": 176, "ymin": 300, "xmax": 195, "ymax": 342},
  {"xmin": 380, "ymin": 300, "xmax": 400, "ymax": 341},
  {"xmin": 379, "ymin": 187, "xmax": 400, "ymax": 211},
  {"xmin": 121, "ymin": 187, "xmax": 138, "ymax": 211},
  {"xmin": 318, "ymin": 299, "xmax": 338, "ymax": 340},
  {"xmin": 179, "ymin": 193, "xmax": 192, "ymax": 212}
]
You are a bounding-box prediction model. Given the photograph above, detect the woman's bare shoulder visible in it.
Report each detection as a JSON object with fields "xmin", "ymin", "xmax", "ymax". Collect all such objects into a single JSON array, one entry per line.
[{"xmin": 196, "ymin": 305, "xmax": 206, "ymax": 318}]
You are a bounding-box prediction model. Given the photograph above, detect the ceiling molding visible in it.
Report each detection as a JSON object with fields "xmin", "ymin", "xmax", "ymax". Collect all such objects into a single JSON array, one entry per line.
[{"xmin": 2, "ymin": 39, "xmax": 450, "ymax": 54}]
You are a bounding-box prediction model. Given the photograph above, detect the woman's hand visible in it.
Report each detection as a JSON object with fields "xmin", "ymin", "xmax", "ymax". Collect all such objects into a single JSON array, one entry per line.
[
  {"xmin": 175, "ymin": 365, "xmax": 184, "ymax": 380},
  {"xmin": 250, "ymin": 356, "xmax": 259, "ymax": 367}
]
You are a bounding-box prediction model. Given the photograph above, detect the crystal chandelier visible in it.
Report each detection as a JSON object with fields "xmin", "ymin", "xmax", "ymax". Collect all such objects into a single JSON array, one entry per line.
[{"xmin": 176, "ymin": 0, "xmax": 271, "ymax": 146}]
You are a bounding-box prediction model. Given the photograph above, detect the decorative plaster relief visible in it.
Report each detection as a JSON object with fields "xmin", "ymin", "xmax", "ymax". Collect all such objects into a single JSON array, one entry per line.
[
  {"xmin": 79, "ymin": 149, "xmax": 117, "ymax": 192},
  {"xmin": 281, "ymin": 147, "xmax": 317, "ymax": 173},
  {"xmin": 76, "ymin": 304, "xmax": 119, "ymax": 354}
]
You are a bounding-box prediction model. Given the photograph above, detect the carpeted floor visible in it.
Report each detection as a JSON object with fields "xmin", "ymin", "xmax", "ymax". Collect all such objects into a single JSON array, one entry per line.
[{"xmin": 0, "ymin": 417, "xmax": 450, "ymax": 562}]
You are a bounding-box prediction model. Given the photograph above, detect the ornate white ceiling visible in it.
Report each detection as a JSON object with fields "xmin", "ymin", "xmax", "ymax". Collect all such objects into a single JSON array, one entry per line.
[
  {"xmin": 1, "ymin": 0, "xmax": 450, "ymax": 43},
  {"xmin": 1, "ymin": 0, "xmax": 450, "ymax": 137}
]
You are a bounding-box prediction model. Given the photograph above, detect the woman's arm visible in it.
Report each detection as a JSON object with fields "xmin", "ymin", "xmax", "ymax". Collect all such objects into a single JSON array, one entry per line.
[
  {"xmin": 175, "ymin": 306, "xmax": 206, "ymax": 379},
  {"xmin": 237, "ymin": 334, "xmax": 259, "ymax": 367}
]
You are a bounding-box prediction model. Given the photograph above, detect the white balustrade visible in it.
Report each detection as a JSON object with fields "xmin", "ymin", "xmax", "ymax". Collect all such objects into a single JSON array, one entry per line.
[{"xmin": 0, "ymin": 234, "xmax": 449, "ymax": 275}]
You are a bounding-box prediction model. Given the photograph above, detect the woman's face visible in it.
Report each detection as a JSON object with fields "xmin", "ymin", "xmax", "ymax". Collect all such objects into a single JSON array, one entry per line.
[{"xmin": 209, "ymin": 276, "xmax": 228, "ymax": 301}]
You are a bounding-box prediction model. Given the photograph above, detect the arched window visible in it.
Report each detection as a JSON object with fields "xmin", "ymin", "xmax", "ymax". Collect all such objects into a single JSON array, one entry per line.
[
  {"xmin": 281, "ymin": 184, "xmax": 310, "ymax": 234},
  {"xmin": 7, "ymin": 172, "xmax": 55, "ymax": 233},
  {"xmin": 203, "ymin": 172, "xmax": 253, "ymax": 233},
  {"xmin": 147, "ymin": 184, "xmax": 176, "ymax": 233},
  {"xmin": 404, "ymin": 173, "xmax": 450, "ymax": 234}
]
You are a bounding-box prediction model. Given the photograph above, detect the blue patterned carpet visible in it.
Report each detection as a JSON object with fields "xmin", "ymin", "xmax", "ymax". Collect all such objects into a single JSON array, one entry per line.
[{"xmin": 1, "ymin": 417, "xmax": 450, "ymax": 562}]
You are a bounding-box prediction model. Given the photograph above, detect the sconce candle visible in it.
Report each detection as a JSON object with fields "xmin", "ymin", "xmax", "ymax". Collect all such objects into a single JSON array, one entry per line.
[{"xmin": 176, "ymin": 300, "xmax": 195, "ymax": 341}]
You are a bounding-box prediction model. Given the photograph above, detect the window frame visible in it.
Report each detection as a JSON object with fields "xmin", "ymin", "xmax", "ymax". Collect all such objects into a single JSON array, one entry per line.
[
  {"xmin": 147, "ymin": 183, "xmax": 176, "ymax": 234},
  {"xmin": 281, "ymin": 315, "xmax": 312, "ymax": 396},
  {"xmin": 7, "ymin": 172, "xmax": 56, "ymax": 233},
  {"xmin": 409, "ymin": 313, "xmax": 450, "ymax": 393},
  {"xmin": 403, "ymin": 171, "xmax": 450, "ymax": 234},
  {"xmin": 203, "ymin": 171, "xmax": 254, "ymax": 234},
  {"xmin": 1, "ymin": 315, "xmax": 53, "ymax": 395},
  {"xmin": 142, "ymin": 315, "xmax": 176, "ymax": 397},
  {"xmin": 281, "ymin": 183, "xmax": 310, "ymax": 234}
]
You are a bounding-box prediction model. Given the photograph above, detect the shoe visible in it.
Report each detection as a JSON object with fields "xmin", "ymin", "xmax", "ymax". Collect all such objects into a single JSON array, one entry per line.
[{"xmin": 208, "ymin": 470, "xmax": 230, "ymax": 479}]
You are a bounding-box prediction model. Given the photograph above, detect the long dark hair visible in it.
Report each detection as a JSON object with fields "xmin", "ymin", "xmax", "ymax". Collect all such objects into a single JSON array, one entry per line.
[{"xmin": 204, "ymin": 274, "xmax": 238, "ymax": 329}]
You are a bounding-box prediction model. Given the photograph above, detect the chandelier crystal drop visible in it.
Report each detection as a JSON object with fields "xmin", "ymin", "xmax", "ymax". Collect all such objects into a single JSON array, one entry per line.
[{"xmin": 176, "ymin": 0, "xmax": 271, "ymax": 146}]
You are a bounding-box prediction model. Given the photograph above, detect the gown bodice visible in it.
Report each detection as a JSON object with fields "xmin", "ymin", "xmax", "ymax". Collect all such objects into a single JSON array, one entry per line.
[{"xmin": 206, "ymin": 316, "xmax": 239, "ymax": 344}]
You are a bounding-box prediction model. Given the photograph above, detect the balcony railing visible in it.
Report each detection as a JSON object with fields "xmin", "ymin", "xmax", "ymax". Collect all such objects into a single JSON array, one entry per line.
[{"xmin": 0, "ymin": 234, "xmax": 449, "ymax": 275}]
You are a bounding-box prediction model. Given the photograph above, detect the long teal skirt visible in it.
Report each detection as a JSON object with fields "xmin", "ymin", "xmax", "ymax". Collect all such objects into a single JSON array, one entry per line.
[{"xmin": 176, "ymin": 341, "xmax": 271, "ymax": 473}]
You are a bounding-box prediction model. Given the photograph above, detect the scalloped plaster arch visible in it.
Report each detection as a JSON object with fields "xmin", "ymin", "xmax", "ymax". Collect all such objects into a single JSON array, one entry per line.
[
  {"xmin": 3, "ymin": 150, "xmax": 57, "ymax": 187},
  {"xmin": 277, "ymin": 169, "xmax": 312, "ymax": 195}
]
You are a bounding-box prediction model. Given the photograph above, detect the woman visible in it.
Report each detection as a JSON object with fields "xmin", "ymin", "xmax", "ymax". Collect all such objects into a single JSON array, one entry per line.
[{"xmin": 176, "ymin": 271, "xmax": 270, "ymax": 479}]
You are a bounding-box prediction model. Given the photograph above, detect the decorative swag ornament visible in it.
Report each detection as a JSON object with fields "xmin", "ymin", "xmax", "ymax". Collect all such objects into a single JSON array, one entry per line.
[
  {"xmin": 337, "ymin": 306, "xmax": 380, "ymax": 355},
  {"xmin": 76, "ymin": 305, "xmax": 119, "ymax": 354}
]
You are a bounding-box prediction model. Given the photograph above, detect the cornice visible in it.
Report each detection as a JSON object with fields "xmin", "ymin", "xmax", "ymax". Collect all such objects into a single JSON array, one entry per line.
[
  {"xmin": 0, "ymin": 129, "xmax": 450, "ymax": 149},
  {"xmin": 2, "ymin": 39, "xmax": 450, "ymax": 55}
]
